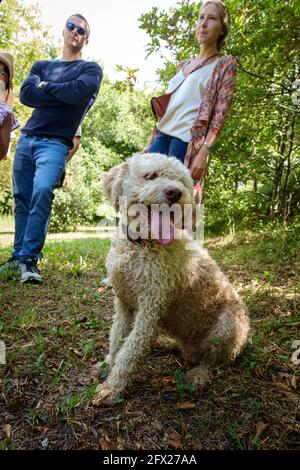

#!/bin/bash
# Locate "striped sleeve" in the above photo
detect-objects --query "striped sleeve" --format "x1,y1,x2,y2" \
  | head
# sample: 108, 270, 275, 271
208, 56, 237, 135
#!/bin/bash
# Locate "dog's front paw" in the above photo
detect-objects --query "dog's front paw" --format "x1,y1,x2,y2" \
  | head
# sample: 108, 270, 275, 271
92, 383, 119, 406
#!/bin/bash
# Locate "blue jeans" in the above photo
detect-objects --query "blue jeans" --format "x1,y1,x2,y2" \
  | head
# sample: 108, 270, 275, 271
147, 131, 188, 163
12, 134, 69, 261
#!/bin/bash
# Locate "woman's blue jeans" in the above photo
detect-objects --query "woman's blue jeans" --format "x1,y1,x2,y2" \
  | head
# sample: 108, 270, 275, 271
12, 134, 69, 261
147, 131, 188, 163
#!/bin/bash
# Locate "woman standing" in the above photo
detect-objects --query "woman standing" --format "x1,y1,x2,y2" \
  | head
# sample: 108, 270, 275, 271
0, 52, 19, 160
146, 0, 237, 197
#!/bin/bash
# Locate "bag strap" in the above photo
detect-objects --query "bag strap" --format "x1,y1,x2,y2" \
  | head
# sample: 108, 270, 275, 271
169, 52, 221, 97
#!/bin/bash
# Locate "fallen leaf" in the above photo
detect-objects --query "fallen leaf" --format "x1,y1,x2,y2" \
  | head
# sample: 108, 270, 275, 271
290, 376, 297, 390
191, 438, 202, 450
100, 435, 118, 450
169, 431, 183, 449
34, 426, 50, 435
3, 424, 12, 439
78, 376, 94, 386
69, 420, 84, 429
116, 436, 125, 450
21, 342, 34, 349
150, 376, 175, 389
237, 427, 248, 439
176, 402, 196, 410
69, 347, 84, 358
135, 442, 144, 450
255, 422, 268, 438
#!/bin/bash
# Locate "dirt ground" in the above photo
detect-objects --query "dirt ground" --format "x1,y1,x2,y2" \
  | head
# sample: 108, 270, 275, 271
0, 231, 299, 450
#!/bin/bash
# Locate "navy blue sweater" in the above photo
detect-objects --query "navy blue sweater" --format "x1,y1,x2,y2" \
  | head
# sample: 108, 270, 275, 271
20, 59, 103, 148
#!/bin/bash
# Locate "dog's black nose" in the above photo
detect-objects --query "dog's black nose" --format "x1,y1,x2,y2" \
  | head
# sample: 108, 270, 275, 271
164, 187, 182, 203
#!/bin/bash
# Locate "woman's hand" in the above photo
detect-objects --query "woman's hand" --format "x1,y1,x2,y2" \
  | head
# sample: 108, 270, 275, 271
0, 115, 12, 161
189, 144, 209, 181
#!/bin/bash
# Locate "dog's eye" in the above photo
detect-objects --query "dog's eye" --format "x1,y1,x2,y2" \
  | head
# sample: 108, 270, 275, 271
144, 172, 159, 180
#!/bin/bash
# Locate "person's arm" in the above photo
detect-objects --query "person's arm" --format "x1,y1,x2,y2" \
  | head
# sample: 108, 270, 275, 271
42, 63, 103, 106
208, 57, 237, 136
20, 62, 60, 108
55, 134, 81, 189
189, 129, 218, 181
0, 115, 12, 160
67, 135, 80, 161
190, 58, 237, 181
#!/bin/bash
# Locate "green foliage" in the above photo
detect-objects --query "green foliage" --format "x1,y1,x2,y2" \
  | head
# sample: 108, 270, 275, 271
175, 368, 185, 391
0, 0, 58, 215
0, 0, 153, 228
139, 0, 300, 232
1, 0, 299, 234
58, 395, 81, 420
50, 185, 90, 233
49, 76, 154, 230
49, 142, 120, 231
0, 187, 12, 215
81, 78, 153, 158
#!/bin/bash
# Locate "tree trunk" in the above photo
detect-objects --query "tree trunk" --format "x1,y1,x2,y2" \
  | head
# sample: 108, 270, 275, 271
282, 115, 296, 221
270, 116, 291, 219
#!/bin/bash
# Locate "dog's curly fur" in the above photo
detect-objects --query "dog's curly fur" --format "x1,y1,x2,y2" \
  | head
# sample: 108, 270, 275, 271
92, 153, 250, 405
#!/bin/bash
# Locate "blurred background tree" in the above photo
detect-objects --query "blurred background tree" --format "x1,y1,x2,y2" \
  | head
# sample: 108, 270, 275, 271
1, 0, 299, 234
139, 0, 300, 233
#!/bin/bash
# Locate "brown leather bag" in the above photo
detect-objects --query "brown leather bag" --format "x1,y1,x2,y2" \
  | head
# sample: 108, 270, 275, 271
150, 53, 220, 120
151, 92, 175, 120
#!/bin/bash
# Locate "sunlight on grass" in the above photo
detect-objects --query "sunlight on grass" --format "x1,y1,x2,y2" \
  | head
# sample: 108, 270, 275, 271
0, 227, 299, 450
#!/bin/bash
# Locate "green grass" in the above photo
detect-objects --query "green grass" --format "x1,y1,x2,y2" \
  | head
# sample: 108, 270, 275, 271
0, 214, 14, 229
0, 227, 299, 450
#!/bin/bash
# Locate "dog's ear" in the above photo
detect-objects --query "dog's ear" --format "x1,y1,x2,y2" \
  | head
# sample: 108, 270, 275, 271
102, 162, 129, 211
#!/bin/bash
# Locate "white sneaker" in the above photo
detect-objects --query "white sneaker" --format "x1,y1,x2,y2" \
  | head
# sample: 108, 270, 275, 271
19, 259, 42, 284
100, 277, 112, 287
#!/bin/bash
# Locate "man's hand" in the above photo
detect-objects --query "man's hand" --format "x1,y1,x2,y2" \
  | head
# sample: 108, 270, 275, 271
67, 135, 80, 161
189, 144, 209, 181
0, 116, 12, 161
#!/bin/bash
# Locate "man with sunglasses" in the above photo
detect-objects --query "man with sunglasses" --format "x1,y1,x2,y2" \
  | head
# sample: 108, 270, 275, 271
0, 14, 102, 283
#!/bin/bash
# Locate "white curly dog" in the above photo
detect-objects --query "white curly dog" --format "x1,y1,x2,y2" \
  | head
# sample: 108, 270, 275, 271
92, 153, 250, 405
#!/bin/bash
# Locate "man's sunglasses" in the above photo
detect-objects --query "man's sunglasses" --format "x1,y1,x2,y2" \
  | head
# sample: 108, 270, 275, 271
66, 22, 86, 37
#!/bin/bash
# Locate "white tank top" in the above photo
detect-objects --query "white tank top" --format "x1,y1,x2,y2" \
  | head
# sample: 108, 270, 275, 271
157, 58, 219, 143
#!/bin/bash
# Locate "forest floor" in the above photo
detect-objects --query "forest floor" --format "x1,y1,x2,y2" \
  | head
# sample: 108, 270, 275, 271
0, 225, 299, 450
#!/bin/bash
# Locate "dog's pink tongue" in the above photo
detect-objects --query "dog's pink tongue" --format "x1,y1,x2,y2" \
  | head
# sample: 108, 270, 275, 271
151, 210, 175, 245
